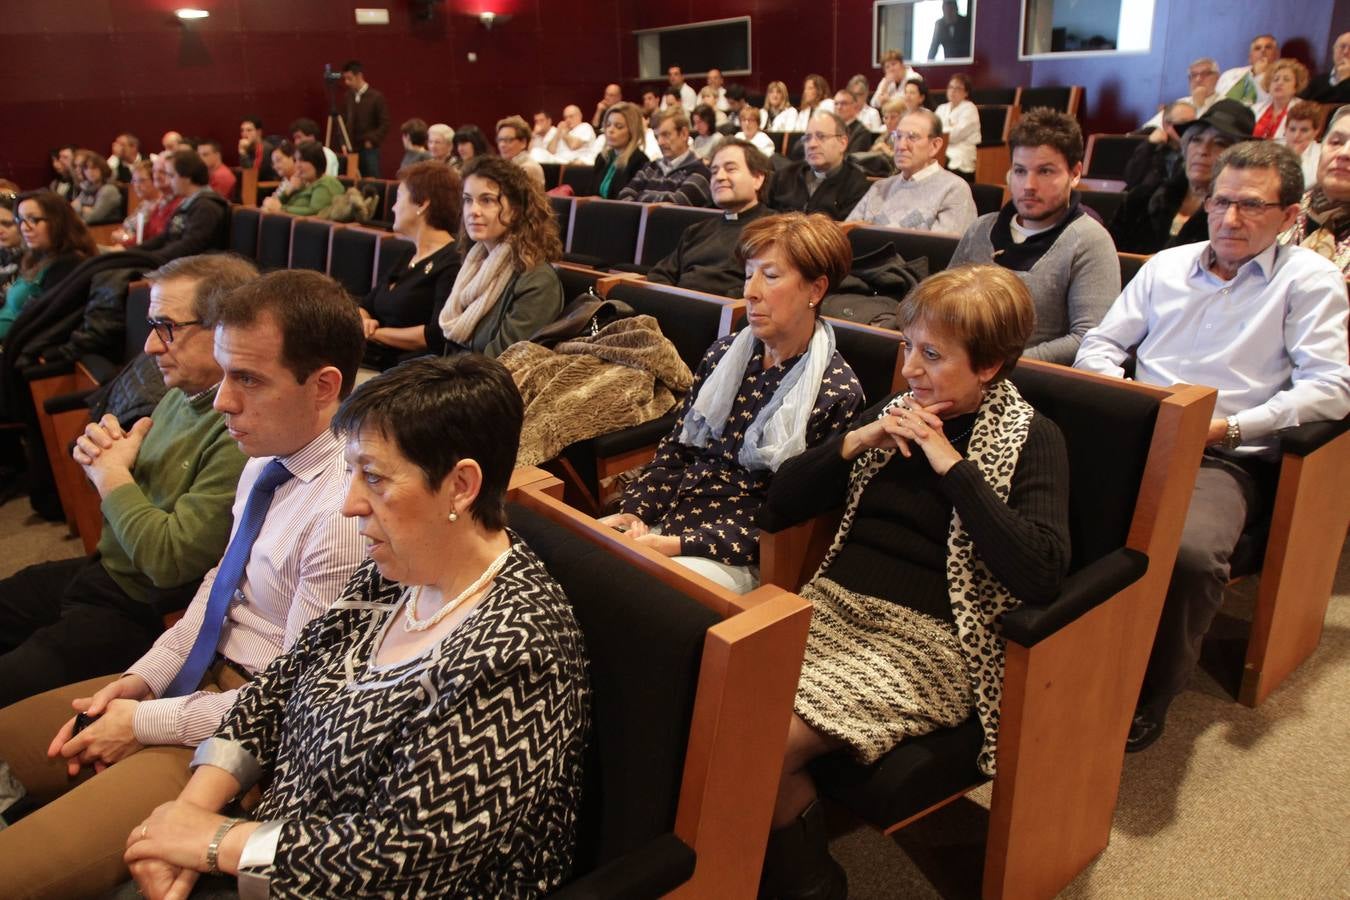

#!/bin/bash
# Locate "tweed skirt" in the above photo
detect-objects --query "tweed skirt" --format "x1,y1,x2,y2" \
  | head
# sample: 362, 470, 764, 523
794, 577, 973, 764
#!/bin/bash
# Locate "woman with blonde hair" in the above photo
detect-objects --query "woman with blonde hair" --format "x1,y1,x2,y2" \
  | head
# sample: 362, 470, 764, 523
429, 155, 563, 358
591, 101, 649, 199
1254, 58, 1310, 140
762, 264, 1071, 897
764, 80, 795, 127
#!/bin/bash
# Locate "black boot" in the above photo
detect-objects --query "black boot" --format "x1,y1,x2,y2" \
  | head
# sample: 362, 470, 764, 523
759, 800, 848, 900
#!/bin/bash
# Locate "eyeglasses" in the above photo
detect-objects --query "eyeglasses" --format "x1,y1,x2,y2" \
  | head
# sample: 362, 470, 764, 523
1188, 70, 1218, 80
803, 131, 845, 144
1204, 196, 1285, 217
892, 130, 931, 144
147, 317, 203, 344
17, 214, 48, 228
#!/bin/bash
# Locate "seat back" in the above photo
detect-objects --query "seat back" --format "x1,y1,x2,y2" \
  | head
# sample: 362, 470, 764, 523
566, 199, 645, 267
553, 263, 603, 303
845, 225, 959, 274
977, 105, 1013, 146
228, 167, 244, 203
1078, 189, 1126, 224
639, 205, 723, 267
971, 182, 1005, 216
374, 233, 416, 283
124, 281, 153, 360
257, 213, 294, 271
826, 317, 902, 405
506, 501, 720, 872
357, 179, 391, 223
1084, 134, 1148, 180
1018, 86, 1077, 114
329, 226, 382, 296
550, 195, 574, 248
1118, 252, 1149, 288
229, 205, 261, 258
604, 281, 744, 371
971, 87, 1018, 105
1009, 362, 1159, 570
561, 165, 597, 197
540, 162, 562, 189
763, 131, 789, 155
289, 218, 332, 272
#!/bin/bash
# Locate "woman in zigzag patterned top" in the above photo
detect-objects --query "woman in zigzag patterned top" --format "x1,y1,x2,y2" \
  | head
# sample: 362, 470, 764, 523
121, 355, 591, 899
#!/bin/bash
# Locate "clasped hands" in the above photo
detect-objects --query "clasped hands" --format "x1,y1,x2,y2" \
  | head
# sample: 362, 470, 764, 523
598, 513, 682, 557
844, 394, 963, 475
73, 413, 152, 495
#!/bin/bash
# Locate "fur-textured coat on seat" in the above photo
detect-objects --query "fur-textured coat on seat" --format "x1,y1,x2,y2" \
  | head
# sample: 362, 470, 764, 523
500, 315, 693, 466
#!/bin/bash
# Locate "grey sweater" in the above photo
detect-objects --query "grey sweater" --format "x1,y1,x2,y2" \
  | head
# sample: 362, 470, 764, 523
950, 212, 1120, 364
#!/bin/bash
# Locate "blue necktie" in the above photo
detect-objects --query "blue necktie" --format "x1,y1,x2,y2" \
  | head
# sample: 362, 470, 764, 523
163, 459, 294, 697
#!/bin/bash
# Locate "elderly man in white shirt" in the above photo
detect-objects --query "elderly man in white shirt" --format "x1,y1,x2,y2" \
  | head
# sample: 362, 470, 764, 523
847, 108, 976, 233
1140, 57, 1222, 132
1216, 34, 1280, 107
547, 104, 599, 164
1074, 140, 1350, 754
0, 270, 369, 895
870, 49, 924, 109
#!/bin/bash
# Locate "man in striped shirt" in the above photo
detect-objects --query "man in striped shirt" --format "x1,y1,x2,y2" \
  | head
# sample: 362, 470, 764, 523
0, 271, 368, 896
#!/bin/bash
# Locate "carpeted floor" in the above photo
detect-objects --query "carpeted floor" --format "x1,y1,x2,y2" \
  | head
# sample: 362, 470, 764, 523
830, 539, 1350, 899
3, 499, 1346, 898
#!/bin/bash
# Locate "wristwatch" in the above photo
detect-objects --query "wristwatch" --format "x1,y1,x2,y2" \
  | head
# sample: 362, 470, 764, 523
206, 817, 245, 875
1222, 415, 1242, 450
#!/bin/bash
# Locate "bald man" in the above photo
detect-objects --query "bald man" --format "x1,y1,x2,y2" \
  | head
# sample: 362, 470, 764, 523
592, 83, 624, 128
547, 104, 598, 164
160, 131, 184, 156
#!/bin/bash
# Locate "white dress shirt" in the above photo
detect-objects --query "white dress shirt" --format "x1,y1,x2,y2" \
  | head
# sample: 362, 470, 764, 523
128, 428, 366, 745
1075, 241, 1350, 458
737, 130, 778, 157
870, 67, 924, 109
935, 99, 981, 173
554, 122, 597, 164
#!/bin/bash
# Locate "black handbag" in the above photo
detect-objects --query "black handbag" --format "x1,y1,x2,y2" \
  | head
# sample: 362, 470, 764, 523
527, 290, 636, 349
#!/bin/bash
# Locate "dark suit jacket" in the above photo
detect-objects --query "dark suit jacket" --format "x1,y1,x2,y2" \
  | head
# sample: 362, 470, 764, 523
1300, 73, 1350, 103
844, 120, 874, 156
768, 160, 871, 221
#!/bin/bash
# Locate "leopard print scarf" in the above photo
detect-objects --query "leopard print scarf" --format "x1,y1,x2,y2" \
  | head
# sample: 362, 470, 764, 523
812, 378, 1034, 776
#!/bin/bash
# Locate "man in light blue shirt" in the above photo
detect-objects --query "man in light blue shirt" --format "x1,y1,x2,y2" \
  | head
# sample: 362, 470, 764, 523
1075, 141, 1350, 751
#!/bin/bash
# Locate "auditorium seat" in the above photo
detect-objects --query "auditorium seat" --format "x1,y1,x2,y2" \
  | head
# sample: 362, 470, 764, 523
763, 131, 790, 155
1118, 252, 1149, 287
374, 232, 416, 283
971, 182, 1005, 216
289, 218, 332, 273
550, 195, 574, 248
256, 212, 294, 271
1017, 85, 1082, 117
564, 199, 646, 269
508, 481, 810, 899
329, 226, 382, 296
1079, 189, 1127, 224
561, 165, 597, 197
1085, 134, 1149, 182
971, 87, 1019, 105
637, 205, 723, 269
229, 205, 261, 258
824, 317, 904, 405
540, 162, 562, 189
975, 105, 1018, 184
759, 361, 1217, 899
843, 223, 959, 275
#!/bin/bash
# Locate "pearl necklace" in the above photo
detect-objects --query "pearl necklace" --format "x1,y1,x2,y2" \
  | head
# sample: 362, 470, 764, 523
401, 545, 513, 633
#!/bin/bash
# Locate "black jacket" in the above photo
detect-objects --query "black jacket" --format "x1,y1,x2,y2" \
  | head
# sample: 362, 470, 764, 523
138, 189, 230, 266
844, 120, 874, 157
592, 149, 650, 199
768, 160, 871, 221
1109, 172, 1209, 255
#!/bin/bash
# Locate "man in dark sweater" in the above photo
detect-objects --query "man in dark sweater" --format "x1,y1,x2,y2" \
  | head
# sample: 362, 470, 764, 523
1301, 32, 1350, 102
342, 60, 390, 177
833, 90, 877, 156
769, 111, 871, 221
138, 149, 230, 266
617, 107, 712, 207
648, 139, 774, 296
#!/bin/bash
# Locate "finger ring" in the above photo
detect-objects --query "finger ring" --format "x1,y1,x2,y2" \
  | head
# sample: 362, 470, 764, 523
140, 824, 148, 839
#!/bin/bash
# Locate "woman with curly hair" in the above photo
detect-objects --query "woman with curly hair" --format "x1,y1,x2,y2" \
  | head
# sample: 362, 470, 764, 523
427, 155, 563, 358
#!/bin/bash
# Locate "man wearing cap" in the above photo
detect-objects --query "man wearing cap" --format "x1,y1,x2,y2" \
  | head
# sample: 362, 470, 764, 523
1111, 99, 1255, 254
1078, 140, 1350, 752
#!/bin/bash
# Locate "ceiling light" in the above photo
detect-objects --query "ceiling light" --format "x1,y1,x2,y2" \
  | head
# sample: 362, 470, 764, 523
175, 8, 210, 20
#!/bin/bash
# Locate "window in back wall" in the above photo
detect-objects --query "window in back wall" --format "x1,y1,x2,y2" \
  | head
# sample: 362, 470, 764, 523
636, 17, 752, 80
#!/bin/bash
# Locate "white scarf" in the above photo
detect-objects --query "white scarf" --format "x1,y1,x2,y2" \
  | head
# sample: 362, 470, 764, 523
438, 241, 516, 347
678, 320, 836, 472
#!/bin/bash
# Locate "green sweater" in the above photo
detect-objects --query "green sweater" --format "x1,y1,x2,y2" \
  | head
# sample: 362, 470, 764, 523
282, 175, 345, 217
98, 387, 247, 604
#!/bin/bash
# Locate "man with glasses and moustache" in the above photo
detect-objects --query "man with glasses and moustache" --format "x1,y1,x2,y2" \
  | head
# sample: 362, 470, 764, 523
847, 108, 976, 232
1076, 141, 1350, 752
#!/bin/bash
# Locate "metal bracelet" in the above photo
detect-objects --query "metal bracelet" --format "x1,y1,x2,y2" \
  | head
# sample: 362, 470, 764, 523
206, 817, 245, 876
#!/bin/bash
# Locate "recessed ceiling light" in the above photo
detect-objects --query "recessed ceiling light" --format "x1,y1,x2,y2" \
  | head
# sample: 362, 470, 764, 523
175, 8, 210, 20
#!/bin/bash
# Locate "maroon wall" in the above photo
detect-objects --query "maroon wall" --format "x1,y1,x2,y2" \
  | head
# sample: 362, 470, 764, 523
1, 0, 635, 189
3, 0, 1344, 189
